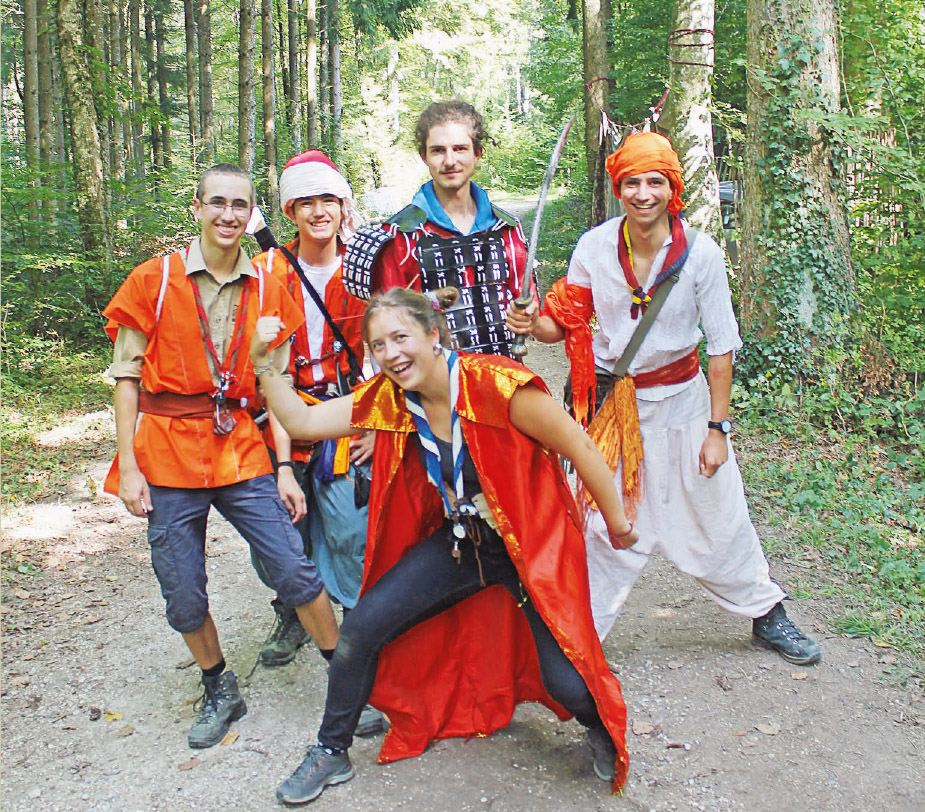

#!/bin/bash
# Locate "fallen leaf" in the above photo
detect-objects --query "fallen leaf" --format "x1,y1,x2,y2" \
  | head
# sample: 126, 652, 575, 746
755, 722, 780, 736
873, 639, 893, 649
11, 676, 30, 687
105, 575, 118, 582
666, 742, 690, 750
175, 657, 197, 670
62, 725, 77, 730
177, 757, 200, 771
731, 731, 748, 737
741, 740, 758, 748
716, 675, 734, 692
879, 655, 897, 665
791, 673, 808, 681
221, 730, 240, 745
116, 725, 134, 737
847, 662, 860, 668
105, 711, 123, 722
14, 590, 29, 600
667, 661, 683, 670
80, 615, 102, 625
632, 720, 656, 735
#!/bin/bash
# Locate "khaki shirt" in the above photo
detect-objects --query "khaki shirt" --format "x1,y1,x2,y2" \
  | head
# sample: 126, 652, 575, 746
110, 237, 291, 384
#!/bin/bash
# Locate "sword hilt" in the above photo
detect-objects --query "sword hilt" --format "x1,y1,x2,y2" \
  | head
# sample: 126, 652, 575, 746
510, 293, 534, 358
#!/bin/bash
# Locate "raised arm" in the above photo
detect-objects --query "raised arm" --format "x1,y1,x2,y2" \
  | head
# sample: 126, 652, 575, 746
509, 384, 638, 548
251, 316, 355, 442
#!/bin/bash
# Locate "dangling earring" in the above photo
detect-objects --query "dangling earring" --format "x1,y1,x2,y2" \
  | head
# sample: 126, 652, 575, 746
433, 342, 443, 356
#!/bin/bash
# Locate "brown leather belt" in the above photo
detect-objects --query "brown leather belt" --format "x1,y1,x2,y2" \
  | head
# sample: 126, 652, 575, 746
138, 390, 244, 418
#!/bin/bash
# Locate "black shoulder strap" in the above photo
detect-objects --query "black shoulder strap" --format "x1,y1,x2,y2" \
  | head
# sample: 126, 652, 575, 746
612, 225, 700, 379
277, 244, 364, 387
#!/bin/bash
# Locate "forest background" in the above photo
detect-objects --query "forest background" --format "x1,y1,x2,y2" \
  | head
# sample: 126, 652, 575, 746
1, 0, 923, 675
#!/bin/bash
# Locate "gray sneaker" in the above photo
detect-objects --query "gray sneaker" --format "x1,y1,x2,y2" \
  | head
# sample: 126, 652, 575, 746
753, 602, 822, 665
261, 599, 310, 667
355, 704, 387, 738
586, 725, 616, 782
276, 745, 354, 805
188, 670, 247, 748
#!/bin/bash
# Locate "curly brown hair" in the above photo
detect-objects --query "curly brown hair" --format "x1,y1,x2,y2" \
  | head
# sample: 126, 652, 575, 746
414, 100, 487, 157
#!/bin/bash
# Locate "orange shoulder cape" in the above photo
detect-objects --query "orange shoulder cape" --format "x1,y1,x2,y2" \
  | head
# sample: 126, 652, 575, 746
351, 354, 629, 791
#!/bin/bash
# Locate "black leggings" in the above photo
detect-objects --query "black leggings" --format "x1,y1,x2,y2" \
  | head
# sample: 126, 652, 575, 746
318, 520, 603, 750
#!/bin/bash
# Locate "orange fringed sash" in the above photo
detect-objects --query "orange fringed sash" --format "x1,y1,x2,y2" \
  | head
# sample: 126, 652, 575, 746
542, 278, 596, 426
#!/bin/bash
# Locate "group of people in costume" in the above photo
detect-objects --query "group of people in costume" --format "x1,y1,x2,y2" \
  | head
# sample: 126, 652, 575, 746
104, 99, 821, 805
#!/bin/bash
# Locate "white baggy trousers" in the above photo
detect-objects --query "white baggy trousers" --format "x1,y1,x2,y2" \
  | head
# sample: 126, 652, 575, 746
585, 373, 785, 640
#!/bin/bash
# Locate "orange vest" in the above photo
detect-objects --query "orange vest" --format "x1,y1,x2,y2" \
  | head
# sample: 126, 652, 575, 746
102, 249, 304, 491
351, 354, 630, 791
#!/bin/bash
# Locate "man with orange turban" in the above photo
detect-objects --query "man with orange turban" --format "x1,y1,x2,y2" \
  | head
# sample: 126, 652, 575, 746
507, 132, 821, 666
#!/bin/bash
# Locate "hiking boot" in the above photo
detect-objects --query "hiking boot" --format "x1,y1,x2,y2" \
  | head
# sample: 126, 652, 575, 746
188, 670, 247, 749
586, 725, 616, 782
355, 704, 387, 738
753, 602, 822, 665
276, 744, 354, 805
260, 599, 310, 667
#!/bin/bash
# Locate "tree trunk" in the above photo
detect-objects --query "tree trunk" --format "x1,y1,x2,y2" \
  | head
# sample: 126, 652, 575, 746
327, 0, 341, 158
196, 0, 215, 164
118, 0, 133, 174
288, 0, 301, 152
37, 0, 56, 209
108, 0, 125, 182
22, 0, 41, 175
659, 0, 724, 244
741, 0, 854, 370
144, 3, 162, 168
277, 0, 290, 127
154, 0, 170, 166
238, 0, 257, 172
582, 0, 610, 227
261, 0, 281, 222
182, 0, 199, 162
305, 0, 317, 147
318, 0, 327, 144
56, 0, 111, 260
129, 0, 146, 177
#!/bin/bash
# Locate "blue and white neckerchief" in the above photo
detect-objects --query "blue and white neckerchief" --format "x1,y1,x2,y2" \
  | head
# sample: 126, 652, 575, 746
405, 349, 478, 560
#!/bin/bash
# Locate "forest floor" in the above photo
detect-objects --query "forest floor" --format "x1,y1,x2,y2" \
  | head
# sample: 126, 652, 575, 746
2, 200, 923, 811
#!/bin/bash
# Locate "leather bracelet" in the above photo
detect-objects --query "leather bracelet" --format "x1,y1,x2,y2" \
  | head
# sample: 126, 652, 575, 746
609, 522, 634, 539
253, 360, 275, 376
277, 461, 295, 469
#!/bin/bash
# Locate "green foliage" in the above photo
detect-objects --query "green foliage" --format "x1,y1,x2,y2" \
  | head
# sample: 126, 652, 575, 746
349, 0, 423, 39
734, 382, 925, 660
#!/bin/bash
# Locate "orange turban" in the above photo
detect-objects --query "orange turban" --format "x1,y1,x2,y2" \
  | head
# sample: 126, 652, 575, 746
605, 132, 685, 215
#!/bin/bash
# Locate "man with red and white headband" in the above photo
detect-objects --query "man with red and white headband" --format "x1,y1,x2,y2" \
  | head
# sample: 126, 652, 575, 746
507, 132, 821, 666
249, 151, 386, 735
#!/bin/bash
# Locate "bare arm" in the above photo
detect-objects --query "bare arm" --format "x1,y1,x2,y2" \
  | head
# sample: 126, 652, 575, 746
509, 384, 637, 547
699, 352, 732, 478
114, 378, 151, 517
268, 410, 307, 522
252, 316, 355, 442
505, 299, 566, 344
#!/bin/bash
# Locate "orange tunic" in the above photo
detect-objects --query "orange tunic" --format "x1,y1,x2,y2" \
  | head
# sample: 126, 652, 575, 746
102, 248, 304, 491
252, 239, 367, 462
351, 353, 629, 791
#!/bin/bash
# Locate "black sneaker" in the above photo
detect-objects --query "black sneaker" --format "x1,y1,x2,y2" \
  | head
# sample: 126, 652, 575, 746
355, 704, 388, 738
753, 602, 822, 665
261, 599, 310, 667
188, 670, 247, 748
276, 745, 354, 805
586, 725, 616, 782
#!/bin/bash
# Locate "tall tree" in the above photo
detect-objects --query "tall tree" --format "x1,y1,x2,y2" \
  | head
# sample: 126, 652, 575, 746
183, 0, 200, 161
129, 0, 146, 177
238, 0, 257, 172
327, 0, 341, 158
318, 0, 328, 143
109, 0, 126, 182
144, 2, 162, 168
741, 0, 854, 373
84, 0, 112, 188
288, 0, 301, 152
36, 0, 57, 194
659, 0, 724, 242
56, 0, 111, 259
582, 0, 610, 227
261, 0, 281, 221
306, 0, 318, 147
22, 0, 41, 174
153, 0, 170, 166
196, 0, 214, 164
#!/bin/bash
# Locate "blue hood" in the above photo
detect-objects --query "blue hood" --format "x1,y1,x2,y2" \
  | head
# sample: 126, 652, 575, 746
410, 181, 498, 235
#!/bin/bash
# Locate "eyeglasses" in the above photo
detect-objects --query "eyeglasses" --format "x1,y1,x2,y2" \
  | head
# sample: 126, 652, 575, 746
201, 197, 252, 218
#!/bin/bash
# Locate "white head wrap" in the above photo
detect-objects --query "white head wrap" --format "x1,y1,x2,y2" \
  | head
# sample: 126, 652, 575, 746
279, 150, 364, 241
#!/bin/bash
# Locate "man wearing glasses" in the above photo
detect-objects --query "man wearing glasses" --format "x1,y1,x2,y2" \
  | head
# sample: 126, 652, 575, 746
102, 163, 341, 750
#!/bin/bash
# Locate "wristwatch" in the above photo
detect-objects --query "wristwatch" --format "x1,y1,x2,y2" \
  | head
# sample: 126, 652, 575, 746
708, 419, 732, 434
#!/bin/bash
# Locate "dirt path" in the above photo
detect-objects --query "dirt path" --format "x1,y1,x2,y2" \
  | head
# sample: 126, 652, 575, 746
3, 345, 923, 812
